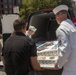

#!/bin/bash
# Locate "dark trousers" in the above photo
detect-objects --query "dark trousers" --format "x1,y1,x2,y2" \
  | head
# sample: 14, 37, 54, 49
5, 66, 29, 75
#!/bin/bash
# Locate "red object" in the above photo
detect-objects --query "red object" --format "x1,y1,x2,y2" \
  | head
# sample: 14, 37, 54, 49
43, 8, 52, 12
72, 18, 76, 26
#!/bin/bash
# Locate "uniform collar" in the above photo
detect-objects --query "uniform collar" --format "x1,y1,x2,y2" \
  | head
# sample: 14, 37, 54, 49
61, 19, 75, 26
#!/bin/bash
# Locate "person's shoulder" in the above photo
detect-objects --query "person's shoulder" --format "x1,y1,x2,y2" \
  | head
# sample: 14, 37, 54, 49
26, 36, 35, 42
25, 37, 36, 45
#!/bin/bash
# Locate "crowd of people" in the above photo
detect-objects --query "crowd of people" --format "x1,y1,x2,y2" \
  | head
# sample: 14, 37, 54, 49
0, 4, 76, 75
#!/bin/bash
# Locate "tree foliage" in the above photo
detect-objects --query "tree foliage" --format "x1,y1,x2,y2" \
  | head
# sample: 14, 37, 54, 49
19, 0, 72, 20
60, 0, 72, 7
19, 0, 61, 20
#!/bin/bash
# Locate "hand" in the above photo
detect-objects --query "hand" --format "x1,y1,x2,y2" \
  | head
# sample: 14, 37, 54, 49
40, 67, 45, 71
54, 64, 60, 70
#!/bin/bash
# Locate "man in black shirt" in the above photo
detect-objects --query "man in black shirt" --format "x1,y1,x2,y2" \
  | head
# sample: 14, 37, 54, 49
2, 19, 44, 75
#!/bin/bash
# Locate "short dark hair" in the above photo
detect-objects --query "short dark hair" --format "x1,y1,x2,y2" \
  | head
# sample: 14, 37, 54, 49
57, 10, 68, 15
13, 19, 26, 31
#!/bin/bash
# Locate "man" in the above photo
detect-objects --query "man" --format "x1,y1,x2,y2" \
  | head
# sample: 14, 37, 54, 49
2, 19, 44, 75
52, 5, 76, 75
26, 25, 37, 38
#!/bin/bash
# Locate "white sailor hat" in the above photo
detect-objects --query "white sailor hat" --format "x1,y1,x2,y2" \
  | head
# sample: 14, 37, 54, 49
53, 5, 68, 15
29, 25, 37, 32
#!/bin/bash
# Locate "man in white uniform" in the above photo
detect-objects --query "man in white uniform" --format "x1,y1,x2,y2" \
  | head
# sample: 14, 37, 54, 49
26, 25, 37, 38
52, 5, 76, 75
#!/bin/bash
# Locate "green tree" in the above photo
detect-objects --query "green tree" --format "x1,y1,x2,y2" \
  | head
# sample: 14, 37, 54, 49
60, 0, 72, 7
19, 0, 60, 20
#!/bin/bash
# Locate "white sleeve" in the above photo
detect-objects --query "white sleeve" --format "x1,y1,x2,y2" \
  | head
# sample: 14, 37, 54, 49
56, 29, 72, 69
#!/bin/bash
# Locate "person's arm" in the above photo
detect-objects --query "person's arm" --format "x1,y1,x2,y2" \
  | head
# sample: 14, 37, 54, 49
44, 28, 72, 70
55, 28, 72, 69
31, 56, 44, 71
1, 46, 5, 66
29, 40, 45, 71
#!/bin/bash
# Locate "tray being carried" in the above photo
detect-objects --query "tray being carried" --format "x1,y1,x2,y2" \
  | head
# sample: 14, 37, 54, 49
37, 41, 59, 68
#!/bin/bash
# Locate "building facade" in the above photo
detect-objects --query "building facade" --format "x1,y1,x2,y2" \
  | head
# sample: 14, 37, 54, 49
0, 0, 21, 34
0, 0, 21, 14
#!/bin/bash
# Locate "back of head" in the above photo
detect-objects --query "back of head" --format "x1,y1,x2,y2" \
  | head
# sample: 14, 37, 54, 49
13, 19, 26, 31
